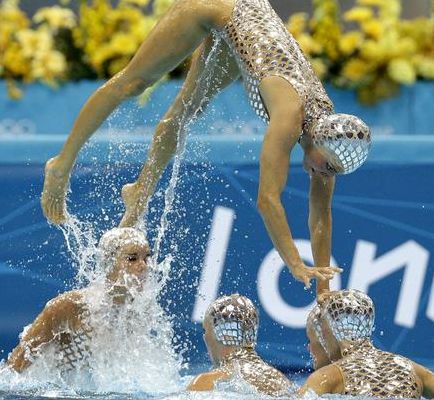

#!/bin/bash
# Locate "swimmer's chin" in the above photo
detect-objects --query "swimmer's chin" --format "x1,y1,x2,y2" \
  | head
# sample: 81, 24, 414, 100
108, 283, 143, 304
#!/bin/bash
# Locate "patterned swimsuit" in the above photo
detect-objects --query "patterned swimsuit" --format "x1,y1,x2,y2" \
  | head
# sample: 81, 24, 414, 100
335, 341, 422, 398
219, 348, 294, 396
217, 0, 334, 133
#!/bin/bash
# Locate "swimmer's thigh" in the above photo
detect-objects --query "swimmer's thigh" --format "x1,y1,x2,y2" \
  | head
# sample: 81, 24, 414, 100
124, 0, 235, 84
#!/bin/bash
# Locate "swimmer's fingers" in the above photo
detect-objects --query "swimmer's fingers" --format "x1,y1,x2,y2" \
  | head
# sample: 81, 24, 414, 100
310, 269, 331, 281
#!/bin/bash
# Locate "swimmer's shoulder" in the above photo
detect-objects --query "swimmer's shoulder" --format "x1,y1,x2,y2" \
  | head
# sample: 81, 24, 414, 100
43, 290, 85, 323
187, 368, 231, 391
299, 364, 344, 396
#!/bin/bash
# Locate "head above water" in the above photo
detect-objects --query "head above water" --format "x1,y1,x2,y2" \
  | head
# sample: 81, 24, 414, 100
306, 304, 330, 370
97, 227, 151, 282
302, 113, 371, 176
203, 294, 258, 362
321, 290, 375, 360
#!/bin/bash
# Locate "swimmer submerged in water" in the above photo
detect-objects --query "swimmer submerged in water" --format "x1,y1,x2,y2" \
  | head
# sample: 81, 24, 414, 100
41, 0, 370, 287
188, 294, 294, 396
301, 290, 434, 398
6, 228, 150, 373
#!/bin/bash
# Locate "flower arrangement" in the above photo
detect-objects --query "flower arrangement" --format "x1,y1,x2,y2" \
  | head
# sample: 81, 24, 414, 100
0, 0, 174, 99
1, 0, 433, 103
287, 0, 434, 104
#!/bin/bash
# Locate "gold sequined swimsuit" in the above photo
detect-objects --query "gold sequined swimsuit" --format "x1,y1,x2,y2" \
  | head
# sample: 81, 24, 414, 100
218, 0, 334, 133
335, 341, 422, 398
219, 348, 294, 397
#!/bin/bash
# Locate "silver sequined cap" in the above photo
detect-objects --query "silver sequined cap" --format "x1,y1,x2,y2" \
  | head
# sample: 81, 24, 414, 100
312, 114, 371, 174
322, 289, 375, 342
205, 294, 258, 347
97, 228, 149, 273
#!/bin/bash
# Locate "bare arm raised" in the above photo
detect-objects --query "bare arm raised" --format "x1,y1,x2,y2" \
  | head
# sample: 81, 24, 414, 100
257, 76, 339, 287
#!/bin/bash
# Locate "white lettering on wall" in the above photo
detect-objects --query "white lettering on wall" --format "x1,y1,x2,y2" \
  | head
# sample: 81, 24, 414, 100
192, 206, 235, 322
348, 240, 429, 328
257, 240, 340, 328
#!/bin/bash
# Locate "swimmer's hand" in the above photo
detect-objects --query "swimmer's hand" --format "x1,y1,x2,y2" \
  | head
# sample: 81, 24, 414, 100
290, 263, 342, 289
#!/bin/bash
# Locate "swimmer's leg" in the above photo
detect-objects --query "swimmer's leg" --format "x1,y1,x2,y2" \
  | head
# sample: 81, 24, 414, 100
41, 0, 234, 224
120, 34, 240, 227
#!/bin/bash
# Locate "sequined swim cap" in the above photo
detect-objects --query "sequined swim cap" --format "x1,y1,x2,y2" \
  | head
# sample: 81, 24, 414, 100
205, 294, 258, 347
97, 227, 149, 272
322, 289, 375, 342
311, 114, 371, 174
306, 303, 326, 349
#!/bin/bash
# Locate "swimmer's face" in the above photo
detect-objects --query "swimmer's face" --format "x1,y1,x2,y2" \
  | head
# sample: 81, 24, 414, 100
307, 326, 330, 370
321, 317, 342, 362
303, 145, 341, 177
107, 242, 151, 287
203, 317, 221, 366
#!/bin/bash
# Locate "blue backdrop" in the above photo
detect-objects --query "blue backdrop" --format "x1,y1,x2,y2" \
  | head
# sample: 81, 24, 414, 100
0, 81, 433, 372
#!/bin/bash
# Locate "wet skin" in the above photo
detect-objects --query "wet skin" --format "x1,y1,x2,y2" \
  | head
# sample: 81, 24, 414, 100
6, 242, 151, 372
41, 0, 340, 288
306, 326, 330, 370
299, 312, 434, 397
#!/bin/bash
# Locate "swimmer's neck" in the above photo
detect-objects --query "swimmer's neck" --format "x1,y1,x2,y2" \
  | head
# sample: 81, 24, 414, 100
217, 346, 255, 365
339, 339, 373, 356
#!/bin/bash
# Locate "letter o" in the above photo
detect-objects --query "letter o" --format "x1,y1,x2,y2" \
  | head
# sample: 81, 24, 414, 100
257, 240, 340, 328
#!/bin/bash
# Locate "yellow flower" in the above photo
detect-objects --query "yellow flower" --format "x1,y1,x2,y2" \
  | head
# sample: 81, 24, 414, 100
16, 29, 52, 58
357, 0, 385, 6
342, 58, 372, 83
120, 0, 151, 7
361, 20, 383, 39
33, 6, 76, 30
391, 37, 417, 58
339, 31, 363, 55
297, 33, 322, 56
360, 40, 386, 62
344, 7, 374, 23
3, 42, 31, 77
379, 0, 401, 21
310, 58, 328, 79
153, 0, 174, 18
287, 12, 308, 37
414, 56, 434, 80
387, 58, 416, 85
108, 57, 131, 76
110, 32, 138, 55
32, 50, 66, 81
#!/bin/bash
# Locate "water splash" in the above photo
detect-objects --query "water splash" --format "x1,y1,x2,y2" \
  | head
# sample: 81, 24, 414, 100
0, 32, 229, 397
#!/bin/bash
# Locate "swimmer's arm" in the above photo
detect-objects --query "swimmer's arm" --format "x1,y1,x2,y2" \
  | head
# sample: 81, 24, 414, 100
7, 292, 80, 372
309, 173, 336, 296
257, 77, 321, 286
412, 362, 434, 398
298, 364, 343, 396
187, 369, 230, 391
